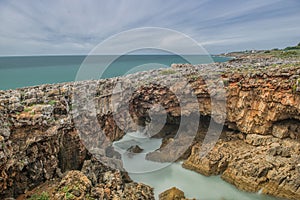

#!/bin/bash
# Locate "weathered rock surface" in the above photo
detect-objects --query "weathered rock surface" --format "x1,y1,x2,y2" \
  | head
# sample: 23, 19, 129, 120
0, 57, 300, 199
22, 158, 154, 200
183, 133, 300, 200
159, 187, 195, 200
127, 145, 143, 154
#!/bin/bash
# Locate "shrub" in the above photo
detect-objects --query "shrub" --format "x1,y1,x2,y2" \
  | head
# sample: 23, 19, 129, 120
284, 46, 300, 51
280, 51, 298, 58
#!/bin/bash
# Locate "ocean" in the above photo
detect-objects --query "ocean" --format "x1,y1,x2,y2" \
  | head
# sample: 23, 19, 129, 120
0, 55, 230, 90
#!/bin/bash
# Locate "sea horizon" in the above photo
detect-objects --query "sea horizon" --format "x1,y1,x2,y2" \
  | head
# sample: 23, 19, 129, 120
0, 54, 231, 90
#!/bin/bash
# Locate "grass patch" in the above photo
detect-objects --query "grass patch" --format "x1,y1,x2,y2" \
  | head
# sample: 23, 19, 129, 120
277, 62, 299, 68
264, 49, 300, 59
48, 100, 57, 106
28, 192, 50, 200
24, 107, 32, 112
188, 74, 199, 81
60, 186, 75, 200
60, 186, 69, 193
65, 192, 75, 200
292, 78, 300, 93
280, 50, 299, 58
3, 122, 12, 127
85, 194, 95, 200
160, 69, 177, 75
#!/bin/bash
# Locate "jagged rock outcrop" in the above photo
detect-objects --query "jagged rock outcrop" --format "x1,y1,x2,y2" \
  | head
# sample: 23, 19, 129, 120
0, 57, 300, 199
22, 158, 154, 200
183, 133, 300, 200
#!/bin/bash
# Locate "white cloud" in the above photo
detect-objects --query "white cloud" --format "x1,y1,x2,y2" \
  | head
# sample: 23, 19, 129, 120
0, 0, 299, 55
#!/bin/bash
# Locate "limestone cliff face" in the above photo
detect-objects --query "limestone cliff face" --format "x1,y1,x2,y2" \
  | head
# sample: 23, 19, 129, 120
0, 81, 151, 198
226, 67, 300, 136
0, 58, 300, 199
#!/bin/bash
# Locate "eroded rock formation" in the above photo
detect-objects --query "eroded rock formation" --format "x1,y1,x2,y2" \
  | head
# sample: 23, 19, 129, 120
0, 57, 300, 199
20, 158, 154, 199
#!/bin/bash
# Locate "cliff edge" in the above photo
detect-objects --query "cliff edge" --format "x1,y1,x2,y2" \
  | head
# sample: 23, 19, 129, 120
1, 53, 300, 199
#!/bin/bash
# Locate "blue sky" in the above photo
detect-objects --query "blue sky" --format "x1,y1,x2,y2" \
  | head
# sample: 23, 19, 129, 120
0, 0, 299, 55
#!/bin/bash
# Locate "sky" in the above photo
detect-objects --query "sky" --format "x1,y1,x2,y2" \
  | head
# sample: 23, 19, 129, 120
0, 0, 299, 55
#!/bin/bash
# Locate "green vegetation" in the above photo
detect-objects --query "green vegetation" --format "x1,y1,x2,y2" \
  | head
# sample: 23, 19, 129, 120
292, 84, 297, 93
3, 122, 12, 127
223, 79, 229, 87
68, 104, 72, 111
65, 192, 75, 200
24, 107, 32, 112
60, 186, 75, 200
22, 107, 36, 115
292, 78, 300, 93
264, 49, 300, 58
160, 69, 177, 75
237, 82, 242, 88
61, 186, 69, 193
48, 100, 57, 106
281, 50, 299, 57
284, 44, 300, 51
187, 74, 199, 81
85, 194, 95, 200
262, 43, 300, 58
268, 62, 300, 69
28, 192, 50, 200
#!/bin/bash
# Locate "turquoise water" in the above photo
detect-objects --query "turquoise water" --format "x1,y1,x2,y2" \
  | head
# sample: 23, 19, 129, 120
113, 132, 283, 200
0, 55, 230, 90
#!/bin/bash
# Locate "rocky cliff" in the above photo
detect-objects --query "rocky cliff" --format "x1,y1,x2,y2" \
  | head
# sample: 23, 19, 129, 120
1, 56, 300, 199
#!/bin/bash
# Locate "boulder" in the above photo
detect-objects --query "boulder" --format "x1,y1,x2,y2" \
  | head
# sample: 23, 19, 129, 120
159, 187, 185, 200
272, 124, 289, 139
127, 145, 143, 154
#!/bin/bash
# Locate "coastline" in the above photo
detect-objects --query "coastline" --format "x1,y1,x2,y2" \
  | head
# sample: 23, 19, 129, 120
0, 50, 300, 199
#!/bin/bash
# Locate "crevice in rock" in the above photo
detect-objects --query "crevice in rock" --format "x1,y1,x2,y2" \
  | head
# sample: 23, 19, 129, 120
58, 128, 88, 173
271, 118, 300, 140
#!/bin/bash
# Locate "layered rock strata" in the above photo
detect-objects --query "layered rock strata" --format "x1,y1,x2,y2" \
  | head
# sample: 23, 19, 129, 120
0, 57, 300, 199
